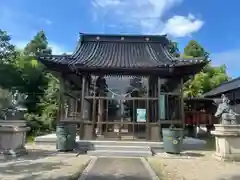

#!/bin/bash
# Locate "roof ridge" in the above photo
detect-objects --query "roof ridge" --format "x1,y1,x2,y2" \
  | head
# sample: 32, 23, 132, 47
203, 77, 240, 97
79, 33, 170, 44
79, 33, 168, 38
209, 77, 238, 90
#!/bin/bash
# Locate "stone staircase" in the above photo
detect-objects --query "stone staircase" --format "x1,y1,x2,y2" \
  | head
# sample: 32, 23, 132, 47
35, 133, 207, 157
76, 140, 163, 157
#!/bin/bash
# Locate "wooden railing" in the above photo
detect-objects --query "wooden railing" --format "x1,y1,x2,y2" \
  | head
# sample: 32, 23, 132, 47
185, 111, 217, 125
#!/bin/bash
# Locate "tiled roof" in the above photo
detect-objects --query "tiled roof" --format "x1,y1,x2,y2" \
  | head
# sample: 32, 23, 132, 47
39, 34, 205, 69
203, 77, 240, 97
69, 41, 204, 68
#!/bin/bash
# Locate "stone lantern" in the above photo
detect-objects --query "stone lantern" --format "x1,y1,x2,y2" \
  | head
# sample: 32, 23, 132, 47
0, 90, 30, 158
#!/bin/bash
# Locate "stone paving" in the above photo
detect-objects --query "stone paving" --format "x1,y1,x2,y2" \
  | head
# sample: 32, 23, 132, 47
0, 144, 90, 180
6, 143, 240, 180
148, 151, 240, 180
79, 157, 157, 180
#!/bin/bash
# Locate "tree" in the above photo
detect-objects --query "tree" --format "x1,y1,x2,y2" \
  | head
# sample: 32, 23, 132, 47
24, 30, 52, 56
0, 29, 59, 135
183, 40, 209, 58
16, 31, 51, 113
37, 73, 59, 131
168, 40, 180, 57
21, 31, 59, 133
0, 30, 17, 63
183, 40, 229, 97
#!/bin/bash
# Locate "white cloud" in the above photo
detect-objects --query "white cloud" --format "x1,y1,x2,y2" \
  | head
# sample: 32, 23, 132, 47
40, 18, 52, 25
162, 14, 204, 37
211, 49, 240, 78
49, 43, 68, 54
14, 41, 70, 55
92, 0, 121, 7
91, 0, 204, 37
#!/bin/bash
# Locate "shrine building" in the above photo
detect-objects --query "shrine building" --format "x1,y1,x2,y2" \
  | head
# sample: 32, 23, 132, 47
38, 33, 207, 141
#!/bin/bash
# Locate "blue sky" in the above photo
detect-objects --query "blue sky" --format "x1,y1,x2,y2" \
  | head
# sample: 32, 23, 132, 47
0, 0, 239, 77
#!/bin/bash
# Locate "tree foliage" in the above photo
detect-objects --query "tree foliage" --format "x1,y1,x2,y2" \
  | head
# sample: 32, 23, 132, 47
182, 40, 229, 97
0, 30, 17, 63
168, 41, 180, 57
0, 29, 59, 136
24, 30, 52, 56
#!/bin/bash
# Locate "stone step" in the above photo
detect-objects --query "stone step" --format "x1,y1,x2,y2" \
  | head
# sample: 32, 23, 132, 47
86, 145, 151, 151
87, 150, 153, 157
76, 140, 163, 149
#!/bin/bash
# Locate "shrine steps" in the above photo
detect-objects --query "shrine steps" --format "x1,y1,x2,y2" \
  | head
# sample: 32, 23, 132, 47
76, 140, 162, 157
35, 133, 207, 157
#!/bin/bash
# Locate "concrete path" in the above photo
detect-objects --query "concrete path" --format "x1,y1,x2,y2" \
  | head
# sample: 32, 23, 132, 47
0, 144, 90, 180
79, 157, 158, 180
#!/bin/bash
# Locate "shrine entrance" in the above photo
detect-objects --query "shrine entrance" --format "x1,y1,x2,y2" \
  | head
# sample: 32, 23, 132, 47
92, 76, 148, 140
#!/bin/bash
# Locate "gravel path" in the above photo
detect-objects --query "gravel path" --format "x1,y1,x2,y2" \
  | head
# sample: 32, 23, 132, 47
0, 144, 90, 180
148, 151, 240, 180
81, 157, 155, 180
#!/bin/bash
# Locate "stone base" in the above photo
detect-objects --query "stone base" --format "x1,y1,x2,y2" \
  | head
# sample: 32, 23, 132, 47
212, 124, 240, 162
0, 120, 27, 127
0, 124, 29, 158
0, 147, 28, 158
213, 152, 240, 162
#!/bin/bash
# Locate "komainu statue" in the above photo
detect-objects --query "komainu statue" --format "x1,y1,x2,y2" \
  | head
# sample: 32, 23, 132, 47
215, 94, 239, 125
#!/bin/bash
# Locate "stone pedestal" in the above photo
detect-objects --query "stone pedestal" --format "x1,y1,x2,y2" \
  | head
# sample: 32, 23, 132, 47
0, 120, 30, 158
212, 124, 240, 161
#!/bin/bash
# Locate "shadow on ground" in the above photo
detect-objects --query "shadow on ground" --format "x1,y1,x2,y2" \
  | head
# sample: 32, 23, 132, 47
218, 175, 240, 180
0, 149, 57, 163
182, 152, 205, 157
0, 149, 86, 180
198, 135, 216, 151
0, 160, 78, 180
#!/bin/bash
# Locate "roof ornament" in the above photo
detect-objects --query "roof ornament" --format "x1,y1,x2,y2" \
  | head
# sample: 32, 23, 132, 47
121, 37, 124, 40
145, 37, 150, 41
96, 36, 100, 40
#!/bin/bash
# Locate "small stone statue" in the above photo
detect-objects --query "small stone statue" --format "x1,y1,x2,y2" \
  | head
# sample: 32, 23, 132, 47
215, 94, 239, 124
0, 90, 27, 120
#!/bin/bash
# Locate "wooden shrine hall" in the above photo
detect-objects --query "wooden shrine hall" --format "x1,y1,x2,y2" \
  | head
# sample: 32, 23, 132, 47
38, 34, 207, 141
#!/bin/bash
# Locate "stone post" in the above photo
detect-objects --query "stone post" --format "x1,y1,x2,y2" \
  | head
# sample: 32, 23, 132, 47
212, 124, 240, 161
212, 94, 240, 161
0, 120, 30, 158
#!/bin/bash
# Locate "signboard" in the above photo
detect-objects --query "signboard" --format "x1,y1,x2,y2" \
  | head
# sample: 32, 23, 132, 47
159, 94, 166, 119
136, 108, 146, 122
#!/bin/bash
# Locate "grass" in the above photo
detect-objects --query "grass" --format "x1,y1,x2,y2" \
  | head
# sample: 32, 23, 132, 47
147, 157, 186, 180
27, 135, 35, 143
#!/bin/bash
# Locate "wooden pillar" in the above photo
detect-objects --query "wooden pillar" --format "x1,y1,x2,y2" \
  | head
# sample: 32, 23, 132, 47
74, 91, 79, 120
97, 88, 104, 136
57, 75, 65, 122
80, 76, 86, 120
92, 80, 97, 138
146, 76, 150, 140
79, 76, 85, 139
180, 78, 185, 128
158, 77, 162, 139
83, 78, 90, 120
